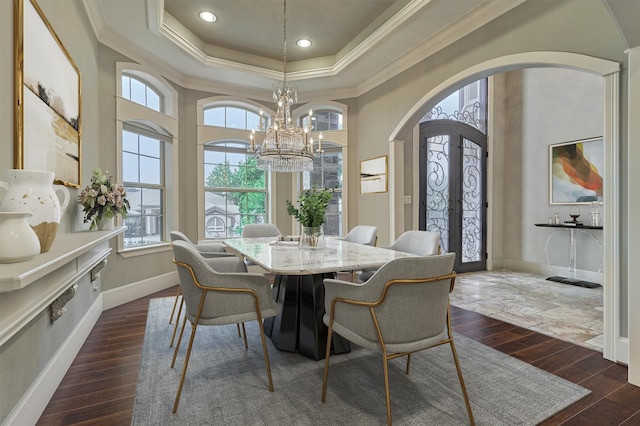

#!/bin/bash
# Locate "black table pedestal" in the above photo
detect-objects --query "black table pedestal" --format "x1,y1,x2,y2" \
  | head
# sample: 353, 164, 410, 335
263, 272, 351, 360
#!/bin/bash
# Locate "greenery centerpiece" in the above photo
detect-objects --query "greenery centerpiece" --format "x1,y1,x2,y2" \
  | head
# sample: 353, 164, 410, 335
78, 168, 130, 230
286, 185, 333, 249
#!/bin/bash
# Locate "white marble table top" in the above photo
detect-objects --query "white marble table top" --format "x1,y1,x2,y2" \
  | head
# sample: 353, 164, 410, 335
223, 237, 415, 275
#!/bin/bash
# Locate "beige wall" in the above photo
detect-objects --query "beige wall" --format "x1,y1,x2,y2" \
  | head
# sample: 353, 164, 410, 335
0, 0, 636, 418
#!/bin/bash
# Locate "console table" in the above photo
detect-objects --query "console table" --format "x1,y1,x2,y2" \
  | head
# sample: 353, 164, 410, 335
534, 223, 603, 288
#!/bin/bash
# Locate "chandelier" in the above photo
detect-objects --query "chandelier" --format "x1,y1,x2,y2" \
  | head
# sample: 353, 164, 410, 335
248, 0, 322, 172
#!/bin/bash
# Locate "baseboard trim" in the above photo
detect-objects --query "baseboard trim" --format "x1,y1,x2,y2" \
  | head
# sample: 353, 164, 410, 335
4, 294, 104, 426
500, 258, 603, 285
102, 271, 178, 310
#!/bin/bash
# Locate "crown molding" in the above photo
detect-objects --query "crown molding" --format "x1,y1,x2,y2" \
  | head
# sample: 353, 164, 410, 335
355, 0, 528, 96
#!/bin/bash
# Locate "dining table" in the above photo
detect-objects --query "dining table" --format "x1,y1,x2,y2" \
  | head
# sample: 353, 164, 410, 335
223, 236, 416, 360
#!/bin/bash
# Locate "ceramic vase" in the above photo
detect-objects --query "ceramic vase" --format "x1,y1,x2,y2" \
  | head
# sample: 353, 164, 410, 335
299, 226, 324, 250
98, 217, 115, 231
0, 212, 41, 263
0, 169, 70, 253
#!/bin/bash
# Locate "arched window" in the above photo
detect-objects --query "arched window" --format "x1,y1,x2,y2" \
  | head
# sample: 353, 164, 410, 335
203, 140, 267, 237
121, 74, 162, 112
117, 63, 178, 252
203, 105, 266, 130
301, 109, 343, 131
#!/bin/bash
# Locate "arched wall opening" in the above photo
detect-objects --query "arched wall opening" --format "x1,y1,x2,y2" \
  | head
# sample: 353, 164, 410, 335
387, 52, 621, 365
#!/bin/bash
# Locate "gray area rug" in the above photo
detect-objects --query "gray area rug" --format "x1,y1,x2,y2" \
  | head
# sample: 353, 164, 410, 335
132, 298, 590, 425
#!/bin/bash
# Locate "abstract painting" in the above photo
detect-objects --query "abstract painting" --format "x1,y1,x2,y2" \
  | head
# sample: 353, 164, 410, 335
549, 137, 603, 205
14, 0, 81, 187
360, 155, 387, 194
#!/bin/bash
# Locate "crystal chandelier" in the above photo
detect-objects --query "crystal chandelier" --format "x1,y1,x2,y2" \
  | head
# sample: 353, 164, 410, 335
248, 0, 322, 173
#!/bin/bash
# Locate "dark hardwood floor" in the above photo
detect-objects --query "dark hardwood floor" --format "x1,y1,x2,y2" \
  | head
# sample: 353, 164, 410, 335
36, 284, 640, 425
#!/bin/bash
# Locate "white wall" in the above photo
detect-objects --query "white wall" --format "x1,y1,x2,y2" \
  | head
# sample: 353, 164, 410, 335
503, 68, 604, 279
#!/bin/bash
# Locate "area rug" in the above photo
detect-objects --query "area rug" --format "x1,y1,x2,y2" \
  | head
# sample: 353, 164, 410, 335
131, 298, 590, 425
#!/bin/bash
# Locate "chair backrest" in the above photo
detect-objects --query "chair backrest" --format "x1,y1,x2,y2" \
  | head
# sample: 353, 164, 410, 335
388, 230, 440, 256
343, 225, 378, 246
171, 240, 272, 322
339, 253, 456, 346
170, 230, 194, 245
242, 223, 282, 238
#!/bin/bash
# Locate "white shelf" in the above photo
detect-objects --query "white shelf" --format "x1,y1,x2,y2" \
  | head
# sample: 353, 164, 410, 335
0, 227, 125, 293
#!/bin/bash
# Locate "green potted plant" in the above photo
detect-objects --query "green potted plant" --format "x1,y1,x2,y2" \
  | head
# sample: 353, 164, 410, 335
286, 185, 333, 249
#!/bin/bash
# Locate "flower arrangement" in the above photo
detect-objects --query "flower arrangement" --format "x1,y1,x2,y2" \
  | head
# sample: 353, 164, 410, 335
78, 168, 130, 230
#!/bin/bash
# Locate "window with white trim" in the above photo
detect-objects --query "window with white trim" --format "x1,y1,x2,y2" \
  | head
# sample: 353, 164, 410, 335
303, 142, 343, 236
301, 110, 343, 131
204, 140, 267, 237
204, 105, 265, 130
122, 124, 168, 248
122, 74, 162, 112
117, 64, 177, 253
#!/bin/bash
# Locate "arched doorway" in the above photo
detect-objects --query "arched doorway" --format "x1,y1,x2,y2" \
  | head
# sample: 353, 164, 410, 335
387, 52, 621, 365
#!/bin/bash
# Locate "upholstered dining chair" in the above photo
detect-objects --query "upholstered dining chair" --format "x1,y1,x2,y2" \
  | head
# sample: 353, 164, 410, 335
169, 231, 237, 343
340, 225, 378, 246
241, 223, 282, 268
321, 253, 474, 425
337, 225, 378, 280
358, 230, 440, 282
170, 240, 279, 413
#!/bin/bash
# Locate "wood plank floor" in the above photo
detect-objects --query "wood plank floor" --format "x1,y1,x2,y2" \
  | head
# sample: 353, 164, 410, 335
36, 285, 639, 425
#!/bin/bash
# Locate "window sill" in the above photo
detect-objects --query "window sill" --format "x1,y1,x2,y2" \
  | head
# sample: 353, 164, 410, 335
118, 242, 172, 258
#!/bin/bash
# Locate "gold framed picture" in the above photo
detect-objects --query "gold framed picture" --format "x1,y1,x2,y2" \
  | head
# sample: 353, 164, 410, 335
14, 0, 82, 187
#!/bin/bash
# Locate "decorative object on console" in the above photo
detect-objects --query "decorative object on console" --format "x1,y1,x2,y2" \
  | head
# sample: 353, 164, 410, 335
0, 169, 70, 253
247, 0, 322, 173
0, 212, 41, 263
286, 185, 333, 249
78, 168, 130, 230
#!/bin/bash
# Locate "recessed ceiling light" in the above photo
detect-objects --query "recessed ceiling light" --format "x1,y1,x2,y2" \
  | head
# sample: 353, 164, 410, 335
296, 39, 312, 48
199, 11, 217, 23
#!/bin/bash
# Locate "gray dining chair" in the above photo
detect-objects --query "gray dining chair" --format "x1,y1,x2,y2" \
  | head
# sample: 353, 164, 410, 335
358, 230, 440, 281
340, 225, 378, 246
241, 223, 282, 238
170, 240, 279, 413
338, 225, 377, 280
241, 224, 282, 268
169, 231, 237, 341
321, 252, 474, 425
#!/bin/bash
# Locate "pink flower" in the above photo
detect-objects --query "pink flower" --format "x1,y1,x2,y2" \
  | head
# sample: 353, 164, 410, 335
97, 195, 107, 206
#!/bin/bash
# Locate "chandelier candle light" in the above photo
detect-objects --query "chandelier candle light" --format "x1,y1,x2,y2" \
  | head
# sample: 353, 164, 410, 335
248, 0, 323, 172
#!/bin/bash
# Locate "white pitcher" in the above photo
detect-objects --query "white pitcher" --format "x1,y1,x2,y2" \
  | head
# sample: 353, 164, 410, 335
0, 169, 70, 253
0, 212, 41, 263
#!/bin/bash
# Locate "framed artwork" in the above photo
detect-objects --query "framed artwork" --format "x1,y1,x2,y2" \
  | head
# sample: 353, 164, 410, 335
360, 155, 387, 194
14, 0, 81, 187
549, 137, 603, 205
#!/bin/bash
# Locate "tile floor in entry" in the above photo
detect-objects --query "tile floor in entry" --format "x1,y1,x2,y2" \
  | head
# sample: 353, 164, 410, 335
450, 270, 603, 351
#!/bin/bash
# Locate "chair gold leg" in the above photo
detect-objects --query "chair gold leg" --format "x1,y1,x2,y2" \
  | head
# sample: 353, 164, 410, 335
170, 298, 184, 347
449, 340, 475, 426
321, 322, 335, 402
405, 353, 411, 375
169, 286, 182, 324
173, 320, 199, 413
382, 354, 393, 426
257, 320, 275, 392
241, 323, 248, 349
171, 315, 187, 369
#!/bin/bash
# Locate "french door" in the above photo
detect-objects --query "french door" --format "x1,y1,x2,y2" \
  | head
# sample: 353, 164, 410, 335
419, 120, 487, 273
